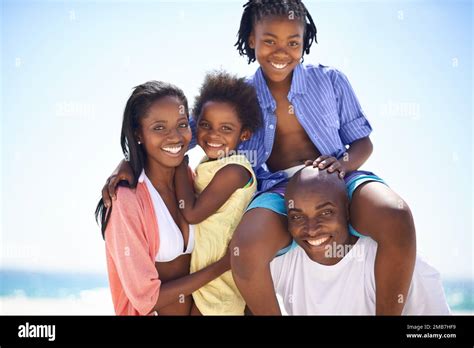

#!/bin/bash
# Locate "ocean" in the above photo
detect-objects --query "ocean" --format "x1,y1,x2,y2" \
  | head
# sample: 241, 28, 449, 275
0, 270, 472, 315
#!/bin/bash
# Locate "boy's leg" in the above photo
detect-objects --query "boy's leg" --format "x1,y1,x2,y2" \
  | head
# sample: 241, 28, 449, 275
350, 181, 416, 315
230, 208, 291, 315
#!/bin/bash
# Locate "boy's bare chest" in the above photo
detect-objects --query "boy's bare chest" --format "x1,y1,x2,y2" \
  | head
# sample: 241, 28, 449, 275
266, 97, 321, 171
273, 99, 307, 135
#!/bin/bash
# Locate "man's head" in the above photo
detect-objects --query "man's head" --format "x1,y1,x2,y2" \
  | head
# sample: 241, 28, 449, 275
285, 167, 355, 265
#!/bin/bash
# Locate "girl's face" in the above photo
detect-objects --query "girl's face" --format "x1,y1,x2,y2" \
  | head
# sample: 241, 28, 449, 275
249, 15, 305, 84
137, 96, 191, 169
197, 101, 250, 159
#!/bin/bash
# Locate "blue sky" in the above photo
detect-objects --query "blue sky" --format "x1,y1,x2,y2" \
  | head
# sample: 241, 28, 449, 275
1, 0, 472, 279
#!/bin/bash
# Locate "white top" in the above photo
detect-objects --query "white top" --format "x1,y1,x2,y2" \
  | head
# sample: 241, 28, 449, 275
139, 170, 195, 263
270, 237, 451, 315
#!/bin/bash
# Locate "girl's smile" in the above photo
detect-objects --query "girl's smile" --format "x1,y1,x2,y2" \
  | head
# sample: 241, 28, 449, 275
197, 101, 249, 159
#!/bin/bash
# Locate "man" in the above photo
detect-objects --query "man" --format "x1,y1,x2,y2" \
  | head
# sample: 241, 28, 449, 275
270, 167, 450, 315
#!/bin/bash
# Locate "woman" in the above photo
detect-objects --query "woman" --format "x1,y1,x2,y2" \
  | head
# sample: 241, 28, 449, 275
95, 81, 229, 315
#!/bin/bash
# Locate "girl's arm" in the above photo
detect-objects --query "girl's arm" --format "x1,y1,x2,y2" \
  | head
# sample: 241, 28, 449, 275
149, 248, 230, 313
174, 160, 251, 224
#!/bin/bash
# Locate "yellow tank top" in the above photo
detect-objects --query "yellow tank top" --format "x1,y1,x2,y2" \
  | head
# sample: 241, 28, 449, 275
191, 154, 257, 315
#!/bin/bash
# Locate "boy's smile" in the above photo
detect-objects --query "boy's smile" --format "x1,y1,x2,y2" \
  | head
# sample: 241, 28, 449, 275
249, 15, 305, 85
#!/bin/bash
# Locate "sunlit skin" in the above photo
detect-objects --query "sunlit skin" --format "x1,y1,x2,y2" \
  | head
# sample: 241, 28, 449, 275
197, 101, 250, 159
286, 167, 357, 265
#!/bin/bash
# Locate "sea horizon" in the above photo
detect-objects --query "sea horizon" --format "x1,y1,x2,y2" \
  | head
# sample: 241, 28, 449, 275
0, 269, 472, 315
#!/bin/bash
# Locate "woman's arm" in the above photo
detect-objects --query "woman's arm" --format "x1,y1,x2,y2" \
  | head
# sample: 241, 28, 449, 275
174, 160, 251, 224
149, 249, 230, 313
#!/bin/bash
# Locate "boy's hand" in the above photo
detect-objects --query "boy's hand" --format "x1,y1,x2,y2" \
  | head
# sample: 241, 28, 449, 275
102, 160, 134, 208
304, 156, 345, 179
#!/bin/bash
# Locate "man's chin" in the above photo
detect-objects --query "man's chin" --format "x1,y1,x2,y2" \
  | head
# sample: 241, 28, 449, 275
296, 241, 328, 264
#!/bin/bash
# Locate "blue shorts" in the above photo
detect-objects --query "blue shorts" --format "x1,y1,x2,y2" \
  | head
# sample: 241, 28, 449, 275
246, 170, 387, 256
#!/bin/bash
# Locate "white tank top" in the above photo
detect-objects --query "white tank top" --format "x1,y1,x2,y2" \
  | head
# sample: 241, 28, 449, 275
270, 237, 451, 315
139, 171, 195, 263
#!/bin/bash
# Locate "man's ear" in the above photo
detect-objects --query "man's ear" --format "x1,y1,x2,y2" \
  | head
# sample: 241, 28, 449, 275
240, 128, 251, 142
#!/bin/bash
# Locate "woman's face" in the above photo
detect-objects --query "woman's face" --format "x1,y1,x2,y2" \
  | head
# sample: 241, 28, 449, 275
137, 96, 191, 168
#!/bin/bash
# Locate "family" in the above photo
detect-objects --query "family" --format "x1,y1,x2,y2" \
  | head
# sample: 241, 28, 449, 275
95, 0, 450, 315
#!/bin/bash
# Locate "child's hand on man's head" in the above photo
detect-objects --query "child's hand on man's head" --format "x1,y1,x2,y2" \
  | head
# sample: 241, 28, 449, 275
304, 156, 345, 179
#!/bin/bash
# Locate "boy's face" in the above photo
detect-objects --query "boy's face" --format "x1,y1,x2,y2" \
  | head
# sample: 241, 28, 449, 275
197, 101, 250, 159
137, 96, 191, 169
286, 178, 352, 265
249, 15, 304, 84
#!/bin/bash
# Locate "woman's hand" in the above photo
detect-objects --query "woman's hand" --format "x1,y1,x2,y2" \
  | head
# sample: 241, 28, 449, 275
102, 160, 135, 208
304, 155, 345, 179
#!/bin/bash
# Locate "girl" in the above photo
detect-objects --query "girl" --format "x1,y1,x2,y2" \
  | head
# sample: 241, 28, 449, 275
102, 0, 416, 315
95, 81, 230, 315
174, 71, 261, 315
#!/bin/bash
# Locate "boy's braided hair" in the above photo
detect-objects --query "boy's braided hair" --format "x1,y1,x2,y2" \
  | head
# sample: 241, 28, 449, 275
235, 0, 318, 64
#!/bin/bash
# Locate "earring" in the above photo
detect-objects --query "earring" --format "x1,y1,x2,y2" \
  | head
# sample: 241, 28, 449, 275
138, 140, 141, 144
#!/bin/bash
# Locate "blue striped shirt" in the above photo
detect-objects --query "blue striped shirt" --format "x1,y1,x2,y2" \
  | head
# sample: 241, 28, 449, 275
189, 63, 372, 192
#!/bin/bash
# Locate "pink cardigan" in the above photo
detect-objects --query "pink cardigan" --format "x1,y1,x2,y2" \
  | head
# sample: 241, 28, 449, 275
105, 180, 161, 315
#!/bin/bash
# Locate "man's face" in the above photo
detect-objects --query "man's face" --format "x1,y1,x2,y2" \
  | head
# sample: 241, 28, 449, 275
286, 181, 351, 265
